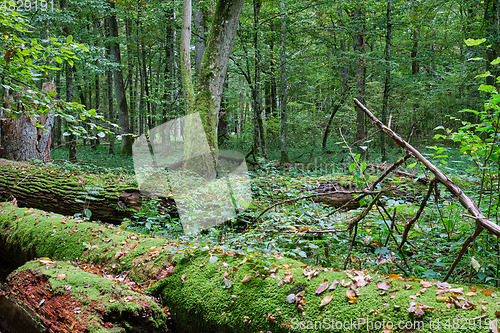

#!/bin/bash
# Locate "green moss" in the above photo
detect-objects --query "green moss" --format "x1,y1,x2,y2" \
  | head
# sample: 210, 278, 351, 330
0, 203, 175, 281
151, 253, 499, 332
16, 260, 168, 332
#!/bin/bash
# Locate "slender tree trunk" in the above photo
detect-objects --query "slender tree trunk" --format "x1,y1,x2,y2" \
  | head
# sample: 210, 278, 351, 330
106, 70, 115, 155
66, 63, 77, 161
53, 70, 62, 146
252, 0, 266, 157
411, 28, 419, 75
126, 19, 135, 135
353, 6, 367, 144
163, 8, 175, 123
381, 0, 392, 161
181, 0, 195, 113
107, 0, 132, 155
279, 0, 289, 163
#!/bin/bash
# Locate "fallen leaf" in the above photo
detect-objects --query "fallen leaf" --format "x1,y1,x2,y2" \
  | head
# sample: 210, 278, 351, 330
420, 280, 432, 288
329, 280, 339, 290
320, 293, 333, 307
38, 258, 54, 265
55, 274, 67, 281
346, 290, 357, 304
242, 275, 251, 283
482, 288, 496, 296
315, 279, 329, 296
376, 281, 391, 291
181, 273, 187, 283
489, 319, 498, 333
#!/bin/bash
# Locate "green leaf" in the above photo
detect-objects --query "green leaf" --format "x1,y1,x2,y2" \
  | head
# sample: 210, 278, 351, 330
97, 132, 105, 138
298, 251, 307, 258
491, 57, 500, 65
54, 56, 62, 64
407, 162, 417, 169
66, 35, 73, 43
349, 163, 355, 173
84, 208, 92, 219
478, 84, 497, 93
360, 162, 367, 172
464, 38, 486, 46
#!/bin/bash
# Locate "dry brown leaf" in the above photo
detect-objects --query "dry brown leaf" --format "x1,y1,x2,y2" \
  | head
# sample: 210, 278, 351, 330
466, 291, 477, 297
329, 280, 339, 290
345, 290, 357, 304
315, 279, 329, 296
420, 280, 432, 288
55, 274, 67, 281
242, 275, 251, 283
481, 288, 496, 296
320, 293, 333, 307
377, 280, 391, 290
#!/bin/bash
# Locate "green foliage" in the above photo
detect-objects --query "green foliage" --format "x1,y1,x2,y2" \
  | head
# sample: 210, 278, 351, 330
125, 198, 182, 237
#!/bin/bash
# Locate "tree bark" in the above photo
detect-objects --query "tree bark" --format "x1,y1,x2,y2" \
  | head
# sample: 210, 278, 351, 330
193, 0, 206, 77
381, 0, 392, 161
279, 0, 289, 163
181, 0, 195, 113
252, 0, 266, 157
353, 6, 367, 144
0, 83, 56, 162
107, 0, 133, 155
193, 0, 245, 150
0, 159, 175, 224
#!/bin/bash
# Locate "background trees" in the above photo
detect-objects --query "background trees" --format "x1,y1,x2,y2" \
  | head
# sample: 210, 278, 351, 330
0, 0, 496, 164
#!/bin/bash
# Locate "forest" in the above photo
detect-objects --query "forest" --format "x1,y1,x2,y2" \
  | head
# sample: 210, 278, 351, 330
0, 0, 500, 332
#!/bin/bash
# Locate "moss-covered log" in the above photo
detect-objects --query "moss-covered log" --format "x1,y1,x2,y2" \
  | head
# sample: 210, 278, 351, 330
1, 260, 167, 332
1, 202, 500, 332
0, 159, 175, 224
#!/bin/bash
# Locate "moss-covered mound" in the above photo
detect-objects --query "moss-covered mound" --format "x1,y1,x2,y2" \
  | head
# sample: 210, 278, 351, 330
3, 260, 168, 332
1, 202, 499, 332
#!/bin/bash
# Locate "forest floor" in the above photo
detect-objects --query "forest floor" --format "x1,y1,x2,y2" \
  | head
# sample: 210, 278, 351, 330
1, 143, 499, 332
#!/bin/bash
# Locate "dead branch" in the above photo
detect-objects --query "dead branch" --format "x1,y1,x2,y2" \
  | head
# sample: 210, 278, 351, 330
354, 98, 500, 237
255, 188, 391, 221
399, 178, 438, 250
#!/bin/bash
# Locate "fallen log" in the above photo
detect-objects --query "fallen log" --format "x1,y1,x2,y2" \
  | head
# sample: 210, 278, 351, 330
2, 202, 500, 332
0, 158, 176, 224
0, 260, 168, 333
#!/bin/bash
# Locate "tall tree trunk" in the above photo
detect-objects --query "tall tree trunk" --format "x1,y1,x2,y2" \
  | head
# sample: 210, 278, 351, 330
192, 0, 245, 150
106, 70, 115, 155
66, 63, 77, 162
353, 6, 367, 144
107, 0, 132, 155
193, 0, 206, 77
163, 8, 175, 123
181, 0, 195, 113
53, 70, 62, 147
411, 28, 419, 75
279, 0, 289, 163
381, 0, 392, 161
126, 19, 135, 135
252, 0, 266, 157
